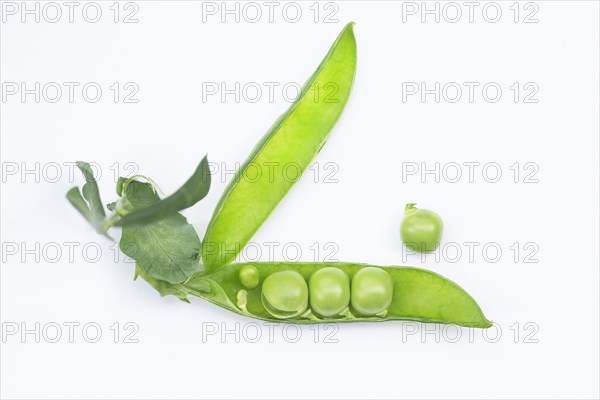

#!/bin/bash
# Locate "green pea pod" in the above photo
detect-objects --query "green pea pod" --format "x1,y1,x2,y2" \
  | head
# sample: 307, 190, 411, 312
139, 262, 492, 328
202, 23, 358, 269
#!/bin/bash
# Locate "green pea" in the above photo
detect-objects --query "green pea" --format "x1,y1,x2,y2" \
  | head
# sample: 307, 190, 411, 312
309, 267, 350, 317
261, 271, 308, 319
238, 265, 260, 289
400, 203, 443, 253
351, 267, 394, 316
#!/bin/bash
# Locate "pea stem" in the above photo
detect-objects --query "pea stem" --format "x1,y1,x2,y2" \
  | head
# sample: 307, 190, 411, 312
404, 203, 418, 215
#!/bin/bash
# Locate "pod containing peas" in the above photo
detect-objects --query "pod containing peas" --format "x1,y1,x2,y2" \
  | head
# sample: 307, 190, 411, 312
166, 262, 491, 328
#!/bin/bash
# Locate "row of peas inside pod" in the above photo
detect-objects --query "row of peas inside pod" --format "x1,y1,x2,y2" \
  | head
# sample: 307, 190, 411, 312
237, 265, 394, 319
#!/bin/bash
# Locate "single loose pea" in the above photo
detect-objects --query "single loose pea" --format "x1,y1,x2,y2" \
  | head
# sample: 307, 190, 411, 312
309, 267, 350, 317
351, 267, 394, 316
400, 203, 443, 253
238, 265, 260, 289
261, 271, 308, 319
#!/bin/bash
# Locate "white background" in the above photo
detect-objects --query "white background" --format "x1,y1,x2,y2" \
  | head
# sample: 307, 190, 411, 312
1, 1, 599, 399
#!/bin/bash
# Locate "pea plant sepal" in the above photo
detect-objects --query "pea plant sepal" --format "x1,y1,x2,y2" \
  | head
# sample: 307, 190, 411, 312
66, 156, 211, 284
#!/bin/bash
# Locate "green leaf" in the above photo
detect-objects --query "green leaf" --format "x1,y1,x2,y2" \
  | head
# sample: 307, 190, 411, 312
66, 161, 108, 236
66, 187, 96, 226
120, 181, 202, 284
202, 23, 357, 269
77, 161, 106, 220
115, 156, 211, 227
124, 180, 160, 208
134, 264, 191, 302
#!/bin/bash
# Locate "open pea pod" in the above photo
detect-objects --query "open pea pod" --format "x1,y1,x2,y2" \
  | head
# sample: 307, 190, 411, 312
202, 23, 357, 270
142, 262, 492, 328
